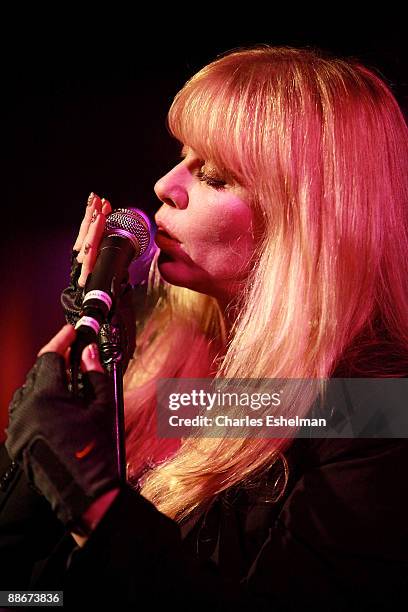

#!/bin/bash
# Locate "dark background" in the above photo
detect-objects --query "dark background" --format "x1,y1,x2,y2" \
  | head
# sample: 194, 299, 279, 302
1, 26, 406, 434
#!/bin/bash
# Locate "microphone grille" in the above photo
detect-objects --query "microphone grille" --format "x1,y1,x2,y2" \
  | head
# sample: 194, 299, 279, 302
105, 208, 151, 257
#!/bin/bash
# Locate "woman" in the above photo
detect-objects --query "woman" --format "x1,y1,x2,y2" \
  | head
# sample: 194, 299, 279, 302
2, 46, 408, 610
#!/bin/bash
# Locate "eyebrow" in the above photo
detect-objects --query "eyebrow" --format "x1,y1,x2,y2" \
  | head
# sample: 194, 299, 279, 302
179, 143, 241, 186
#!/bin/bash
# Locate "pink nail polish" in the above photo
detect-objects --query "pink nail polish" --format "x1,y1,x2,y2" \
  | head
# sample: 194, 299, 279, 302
87, 192, 95, 207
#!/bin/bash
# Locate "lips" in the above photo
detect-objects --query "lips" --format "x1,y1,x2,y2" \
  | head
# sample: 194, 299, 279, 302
154, 225, 183, 253
156, 226, 178, 241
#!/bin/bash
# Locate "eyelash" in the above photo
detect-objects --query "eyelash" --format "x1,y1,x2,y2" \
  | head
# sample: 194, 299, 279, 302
196, 170, 226, 191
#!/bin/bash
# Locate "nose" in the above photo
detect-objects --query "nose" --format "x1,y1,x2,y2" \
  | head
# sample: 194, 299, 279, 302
154, 163, 189, 210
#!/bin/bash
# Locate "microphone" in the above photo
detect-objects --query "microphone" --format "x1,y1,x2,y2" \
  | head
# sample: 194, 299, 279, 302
70, 207, 153, 373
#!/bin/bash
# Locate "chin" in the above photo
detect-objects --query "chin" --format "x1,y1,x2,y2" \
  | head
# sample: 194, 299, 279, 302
157, 253, 195, 288
157, 252, 216, 296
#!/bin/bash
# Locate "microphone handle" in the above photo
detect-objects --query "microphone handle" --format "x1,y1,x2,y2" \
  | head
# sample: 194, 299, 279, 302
86, 234, 136, 296
69, 325, 98, 396
69, 233, 137, 394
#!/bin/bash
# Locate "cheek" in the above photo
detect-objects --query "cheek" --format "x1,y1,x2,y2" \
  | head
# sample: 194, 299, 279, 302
181, 204, 255, 277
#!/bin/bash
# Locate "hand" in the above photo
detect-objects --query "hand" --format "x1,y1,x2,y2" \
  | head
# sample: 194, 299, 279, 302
73, 192, 112, 288
61, 192, 112, 325
60, 192, 137, 373
5, 324, 121, 533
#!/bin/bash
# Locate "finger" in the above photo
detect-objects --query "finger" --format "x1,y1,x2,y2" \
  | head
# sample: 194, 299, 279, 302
73, 201, 96, 253
64, 346, 72, 371
73, 192, 99, 252
81, 343, 105, 374
37, 324, 76, 357
74, 193, 103, 255
77, 211, 107, 287
101, 197, 112, 216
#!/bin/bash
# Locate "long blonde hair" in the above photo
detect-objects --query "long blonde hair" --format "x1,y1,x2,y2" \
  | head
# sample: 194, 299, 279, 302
123, 46, 408, 521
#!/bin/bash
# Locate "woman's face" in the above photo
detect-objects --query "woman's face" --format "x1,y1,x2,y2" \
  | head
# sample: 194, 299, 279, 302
154, 145, 257, 306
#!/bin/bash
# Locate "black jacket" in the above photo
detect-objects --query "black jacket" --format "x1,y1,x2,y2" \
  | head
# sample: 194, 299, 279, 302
1, 436, 407, 611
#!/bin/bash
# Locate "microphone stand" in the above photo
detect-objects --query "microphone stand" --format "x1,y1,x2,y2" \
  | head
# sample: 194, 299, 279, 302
69, 318, 128, 484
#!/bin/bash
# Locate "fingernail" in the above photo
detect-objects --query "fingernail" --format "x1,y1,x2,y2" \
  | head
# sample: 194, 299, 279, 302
87, 192, 95, 207
87, 343, 99, 360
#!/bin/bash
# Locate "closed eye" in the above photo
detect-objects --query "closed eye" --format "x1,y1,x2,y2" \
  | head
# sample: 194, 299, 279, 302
179, 144, 228, 190
196, 170, 227, 191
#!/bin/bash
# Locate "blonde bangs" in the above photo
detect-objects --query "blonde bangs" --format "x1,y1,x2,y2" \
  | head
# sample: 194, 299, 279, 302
167, 63, 267, 188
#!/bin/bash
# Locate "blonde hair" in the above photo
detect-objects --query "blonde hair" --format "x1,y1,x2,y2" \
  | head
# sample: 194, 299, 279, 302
123, 46, 408, 521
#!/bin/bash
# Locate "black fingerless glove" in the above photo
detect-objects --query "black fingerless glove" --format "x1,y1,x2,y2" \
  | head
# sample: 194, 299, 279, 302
60, 250, 137, 373
60, 250, 84, 327
5, 352, 121, 531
